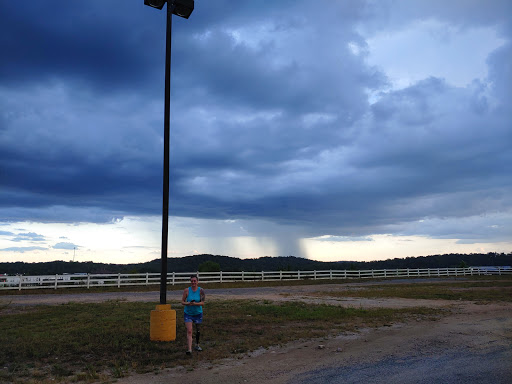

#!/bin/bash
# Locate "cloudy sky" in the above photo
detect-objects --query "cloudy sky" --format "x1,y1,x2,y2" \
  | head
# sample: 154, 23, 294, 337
1, 0, 511, 264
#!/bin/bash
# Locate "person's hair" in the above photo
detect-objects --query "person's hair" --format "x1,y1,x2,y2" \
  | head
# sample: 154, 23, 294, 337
190, 275, 198, 281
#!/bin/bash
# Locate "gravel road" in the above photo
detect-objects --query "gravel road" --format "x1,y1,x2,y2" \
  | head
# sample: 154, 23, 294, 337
1, 277, 468, 307
295, 347, 512, 384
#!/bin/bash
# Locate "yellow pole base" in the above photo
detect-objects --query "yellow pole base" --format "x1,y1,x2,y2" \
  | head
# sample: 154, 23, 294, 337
150, 304, 176, 341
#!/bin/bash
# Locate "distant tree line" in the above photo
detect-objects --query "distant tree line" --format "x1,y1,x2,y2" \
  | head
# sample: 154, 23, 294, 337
0, 252, 510, 276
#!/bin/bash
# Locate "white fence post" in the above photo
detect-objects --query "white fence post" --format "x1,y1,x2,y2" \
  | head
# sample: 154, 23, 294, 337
8, 266, 510, 292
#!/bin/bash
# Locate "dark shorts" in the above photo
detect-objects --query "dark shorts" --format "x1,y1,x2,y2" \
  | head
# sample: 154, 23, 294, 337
184, 312, 203, 324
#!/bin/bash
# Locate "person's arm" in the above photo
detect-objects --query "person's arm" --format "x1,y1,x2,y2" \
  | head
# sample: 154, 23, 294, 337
190, 288, 205, 306
181, 288, 190, 305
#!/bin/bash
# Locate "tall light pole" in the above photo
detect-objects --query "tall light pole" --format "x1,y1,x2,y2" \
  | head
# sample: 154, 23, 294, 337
144, 0, 194, 306
147, 0, 194, 342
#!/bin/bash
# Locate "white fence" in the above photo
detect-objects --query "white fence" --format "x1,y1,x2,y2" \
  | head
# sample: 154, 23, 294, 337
0, 266, 510, 291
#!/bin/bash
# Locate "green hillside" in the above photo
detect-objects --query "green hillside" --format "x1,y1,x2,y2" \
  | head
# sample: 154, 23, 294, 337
0, 252, 510, 275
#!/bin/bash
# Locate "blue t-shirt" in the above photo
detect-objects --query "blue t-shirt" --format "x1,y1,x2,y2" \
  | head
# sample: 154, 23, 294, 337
184, 286, 203, 315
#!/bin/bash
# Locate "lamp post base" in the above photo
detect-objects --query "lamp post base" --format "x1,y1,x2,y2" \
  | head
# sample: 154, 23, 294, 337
150, 304, 176, 341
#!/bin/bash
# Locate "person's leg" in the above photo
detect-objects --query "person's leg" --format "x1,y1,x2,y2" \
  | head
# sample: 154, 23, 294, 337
194, 323, 202, 351
195, 323, 200, 344
185, 321, 193, 352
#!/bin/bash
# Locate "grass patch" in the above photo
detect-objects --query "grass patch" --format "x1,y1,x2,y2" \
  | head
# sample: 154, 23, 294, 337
313, 278, 512, 302
0, 299, 439, 383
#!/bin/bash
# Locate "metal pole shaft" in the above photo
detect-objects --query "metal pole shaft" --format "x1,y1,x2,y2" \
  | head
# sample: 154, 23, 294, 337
160, 3, 173, 305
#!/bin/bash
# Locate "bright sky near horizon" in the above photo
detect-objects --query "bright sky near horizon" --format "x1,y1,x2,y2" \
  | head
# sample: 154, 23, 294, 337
1, 1, 511, 264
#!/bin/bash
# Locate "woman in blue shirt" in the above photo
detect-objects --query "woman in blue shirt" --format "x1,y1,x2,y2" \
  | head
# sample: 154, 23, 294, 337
181, 275, 205, 355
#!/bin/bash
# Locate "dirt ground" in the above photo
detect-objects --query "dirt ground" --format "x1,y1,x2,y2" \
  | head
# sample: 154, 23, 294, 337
118, 284, 511, 384
116, 303, 512, 384
3, 280, 511, 383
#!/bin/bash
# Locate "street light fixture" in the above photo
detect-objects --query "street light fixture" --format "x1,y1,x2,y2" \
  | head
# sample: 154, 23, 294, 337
144, 0, 194, 313
144, 0, 166, 9
144, 0, 194, 18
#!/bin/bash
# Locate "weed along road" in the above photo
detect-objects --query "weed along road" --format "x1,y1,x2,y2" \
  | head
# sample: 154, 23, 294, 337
1, 278, 511, 383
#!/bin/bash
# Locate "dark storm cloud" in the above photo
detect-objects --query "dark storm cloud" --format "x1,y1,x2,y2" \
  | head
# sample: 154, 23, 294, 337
168, 67, 511, 240
362, 0, 512, 34
487, 42, 512, 104
0, 0, 381, 222
0, 1, 162, 92
0, 0, 511, 245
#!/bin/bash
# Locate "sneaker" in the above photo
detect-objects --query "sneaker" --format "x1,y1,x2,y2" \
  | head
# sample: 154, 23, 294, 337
194, 345, 203, 352
186, 350, 192, 356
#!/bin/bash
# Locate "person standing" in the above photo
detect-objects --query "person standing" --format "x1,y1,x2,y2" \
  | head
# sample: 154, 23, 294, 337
181, 275, 205, 355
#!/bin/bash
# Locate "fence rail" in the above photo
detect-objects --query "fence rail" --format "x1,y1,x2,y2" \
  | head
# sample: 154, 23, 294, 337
0, 266, 510, 291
